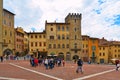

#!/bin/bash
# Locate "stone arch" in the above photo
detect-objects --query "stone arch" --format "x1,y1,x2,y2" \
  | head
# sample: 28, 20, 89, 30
66, 52, 71, 61
3, 48, 13, 56
73, 55, 79, 60
58, 52, 64, 59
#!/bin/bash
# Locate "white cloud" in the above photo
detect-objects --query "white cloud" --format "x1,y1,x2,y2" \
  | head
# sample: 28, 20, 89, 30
4, 0, 120, 40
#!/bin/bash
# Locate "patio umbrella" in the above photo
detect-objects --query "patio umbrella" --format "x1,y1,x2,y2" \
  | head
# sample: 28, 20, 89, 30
111, 58, 119, 64
111, 58, 119, 61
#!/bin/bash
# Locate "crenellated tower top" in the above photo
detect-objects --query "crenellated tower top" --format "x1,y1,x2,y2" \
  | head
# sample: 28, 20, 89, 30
65, 13, 82, 22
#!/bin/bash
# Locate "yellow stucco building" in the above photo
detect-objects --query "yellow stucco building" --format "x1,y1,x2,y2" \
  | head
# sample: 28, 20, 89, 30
0, 0, 3, 56
109, 41, 120, 61
28, 13, 82, 60
88, 37, 99, 63
82, 35, 89, 62
98, 45, 109, 64
28, 31, 47, 57
24, 32, 29, 54
15, 27, 24, 53
2, 9, 15, 56
0, 0, 15, 56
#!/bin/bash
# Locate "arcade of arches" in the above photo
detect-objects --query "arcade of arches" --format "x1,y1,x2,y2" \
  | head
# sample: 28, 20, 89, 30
57, 52, 79, 61
3, 48, 13, 56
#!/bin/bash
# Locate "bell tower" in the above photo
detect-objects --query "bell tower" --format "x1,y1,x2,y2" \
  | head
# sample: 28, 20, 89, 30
0, 0, 3, 56
65, 13, 82, 59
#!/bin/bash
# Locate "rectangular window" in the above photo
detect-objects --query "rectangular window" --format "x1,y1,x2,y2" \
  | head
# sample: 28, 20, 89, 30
57, 26, 60, 31
62, 26, 64, 31
35, 42, 37, 47
31, 42, 33, 47
58, 35, 60, 40
39, 35, 41, 38
75, 19, 76, 23
83, 44, 84, 48
10, 31, 12, 36
58, 44, 60, 48
92, 46, 96, 50
62, 44, 65, 48
66, 35, 69, 39
66, 44, 69, 48
99, 53, 101, 56
31, 49, 33, 51
43, 35, 46, 38
5, 30, 7, 35
53, 44, 56, 48
62, 35, 65, 39
3, 20, 6, 25
66, 26, 69, 31
31, 35, 33, 38
44, 42, 46, 46
49, 44, 52, 48
103, 53, 105, 56
39, 42, 42, 46
35, 35, 37, 38
75, 35, 77, 40
51, 28, 53, 31
8, 15, 11, 19
3, 12, 5, 16
9, 22, 11, 26
50, 36, 54, 39
118, 54, 120, 57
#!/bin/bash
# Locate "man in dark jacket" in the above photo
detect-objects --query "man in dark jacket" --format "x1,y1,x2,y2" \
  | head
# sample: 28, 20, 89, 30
76, 58, 83, 74
115, 60, 119, 71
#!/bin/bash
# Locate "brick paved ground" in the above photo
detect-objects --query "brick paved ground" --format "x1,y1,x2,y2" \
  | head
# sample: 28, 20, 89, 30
0, 60, 119, 80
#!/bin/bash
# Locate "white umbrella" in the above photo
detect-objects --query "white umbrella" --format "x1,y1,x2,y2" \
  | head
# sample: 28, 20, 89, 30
111, 58, 119, 61
111, 58, 119, 64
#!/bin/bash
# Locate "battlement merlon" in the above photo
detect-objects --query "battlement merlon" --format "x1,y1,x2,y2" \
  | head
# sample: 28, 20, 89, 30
65, 13, 82, 22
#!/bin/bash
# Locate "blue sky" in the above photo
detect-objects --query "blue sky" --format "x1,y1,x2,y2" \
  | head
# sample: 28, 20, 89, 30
3, 0, 120, 40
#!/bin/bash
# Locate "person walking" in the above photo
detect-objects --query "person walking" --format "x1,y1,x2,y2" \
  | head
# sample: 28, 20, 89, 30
76, 58, 83, 74
34, 57, 38, 67
0, 56, 3, 62
44, 58, 49, 69
30, 55, 34, 67
115, 59, 120, 71
62, 59, 65, 67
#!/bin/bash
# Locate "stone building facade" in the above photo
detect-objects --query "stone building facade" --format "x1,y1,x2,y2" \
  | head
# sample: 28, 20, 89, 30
0, 0, 3, 56
28, 31, 47, 57
28, 13, 82, 60
45, 13, 82, 60
0, 0, 15, 56
15, 27, 24, 53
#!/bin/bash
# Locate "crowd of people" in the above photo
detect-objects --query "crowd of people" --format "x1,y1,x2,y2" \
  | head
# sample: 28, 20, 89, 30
29, 54, 84, 74
30, 55, 65, 69
1, 54, 120, 73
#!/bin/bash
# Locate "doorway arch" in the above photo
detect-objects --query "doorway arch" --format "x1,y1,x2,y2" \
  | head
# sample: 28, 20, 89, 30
73, 55, 79, 60
3, 48, 13, 56
58, 52, 64, 59
66, 52, 71, 61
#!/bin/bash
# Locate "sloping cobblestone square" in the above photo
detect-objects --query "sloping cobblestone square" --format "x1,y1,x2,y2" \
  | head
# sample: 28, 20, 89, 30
0, 60, 120, 80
